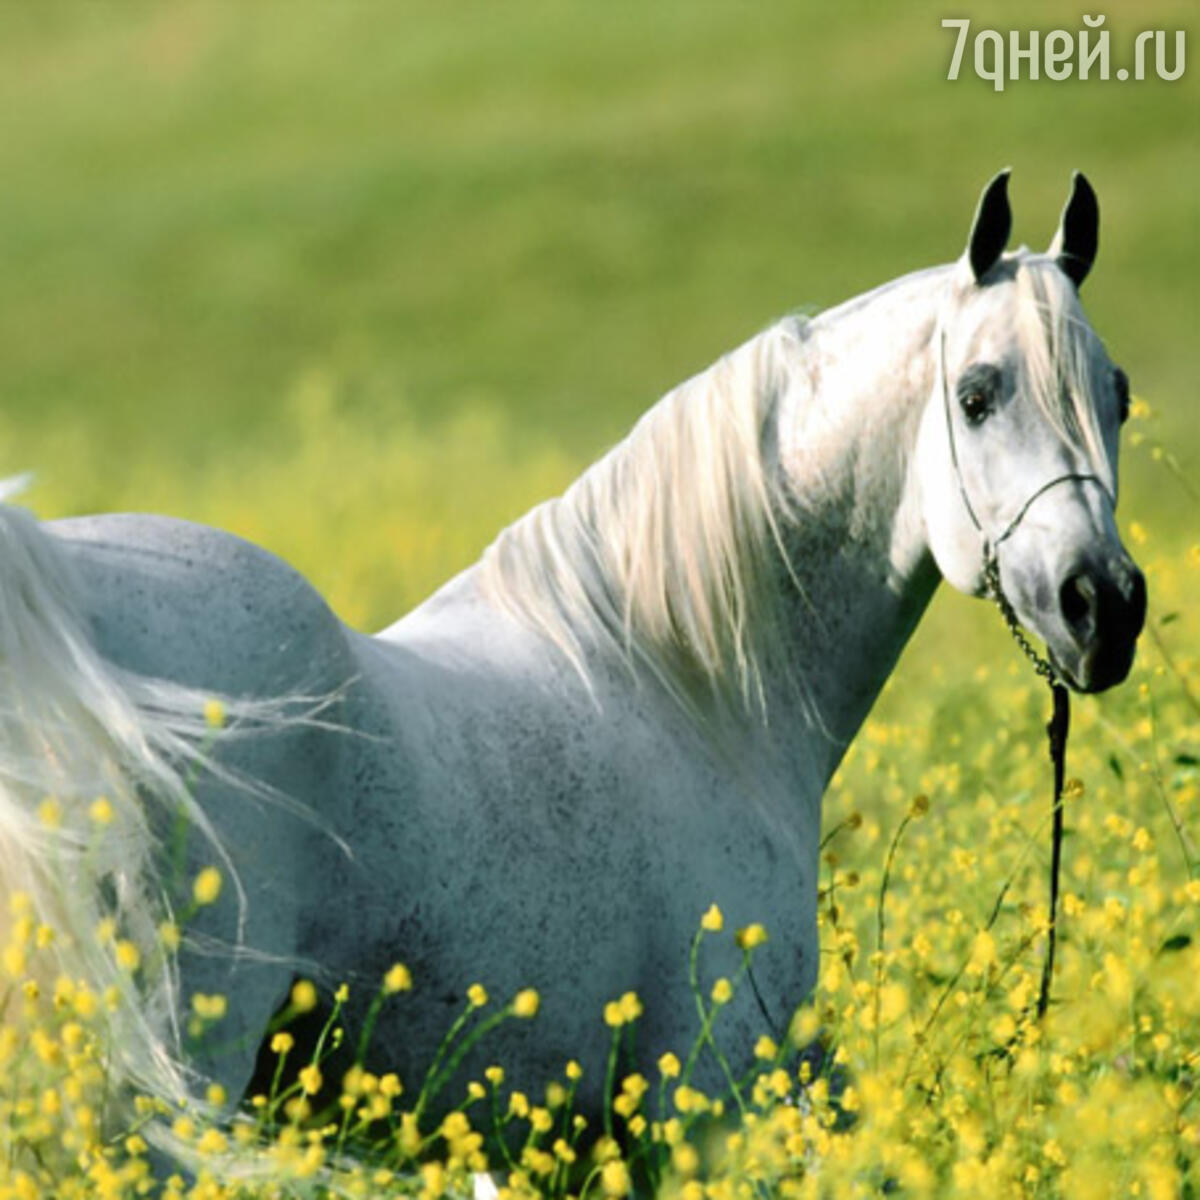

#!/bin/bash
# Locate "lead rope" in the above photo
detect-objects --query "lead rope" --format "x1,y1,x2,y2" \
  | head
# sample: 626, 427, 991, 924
938, 327, 1086, 1022
982, 549, 1069, 1019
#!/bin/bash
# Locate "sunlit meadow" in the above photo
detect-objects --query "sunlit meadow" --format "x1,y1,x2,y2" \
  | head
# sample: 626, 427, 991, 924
0, 4, 1195, 1196
0, 395, 1196, 1198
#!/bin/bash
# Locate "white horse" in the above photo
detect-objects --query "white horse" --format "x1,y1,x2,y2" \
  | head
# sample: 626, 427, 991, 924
0, 171, 1144, 1152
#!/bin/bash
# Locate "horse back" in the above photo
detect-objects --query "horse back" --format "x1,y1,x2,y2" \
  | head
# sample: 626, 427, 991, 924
48, 512, 354, 701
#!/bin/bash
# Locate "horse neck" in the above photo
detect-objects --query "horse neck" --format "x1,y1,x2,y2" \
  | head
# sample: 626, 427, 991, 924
764, 268, 949, 770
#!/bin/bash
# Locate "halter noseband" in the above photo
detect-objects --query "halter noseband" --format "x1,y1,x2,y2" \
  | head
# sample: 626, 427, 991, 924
937, 327, 1112, 685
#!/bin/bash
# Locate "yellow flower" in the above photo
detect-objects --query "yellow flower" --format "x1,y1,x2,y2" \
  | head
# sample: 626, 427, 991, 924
968, 929, 997, 975
512, 988, 540, 1018
397, 1111, 421, 1156
36, 797, 62, 828
206, 1083, 227, 1107
334, 982, 350, 1003
291, 979, 318, 1012
89, 796, 115, 826
754, 1035, 778, 1060
658, 1051, 681, 1078
467, 983, 489, 1008
485, 1065, 505, 1086
508, 1091, 530, 1119
196, 1128, 228, 1155
299, 1064, 323, 1095
270, 1032, 294, 1055
601, 1159, 631, 1197
672, 1143, 700, 1176
673, 1086, 708, 1114
192, 993, 227, 1021
383, 963, 412, 994
114, 939, 140, 971
158, 921, 181, 951
192, 867, 222, 907
524, 1148, 555, 1177
420, 1160, 445, 1197
441, 1111, 470, 1142
711, 977, 733, 1005
565, 1059, 582, 1081
701, 904, 724, 932
736, 923, 768, 950
767, 1067, 791, 1098
990, 1014, 1017, 1045
204, 698, 227, 729
618, 991, 643, 1022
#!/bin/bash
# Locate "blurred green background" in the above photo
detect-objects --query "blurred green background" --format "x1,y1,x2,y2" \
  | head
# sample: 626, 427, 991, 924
0, 0, 1193, 678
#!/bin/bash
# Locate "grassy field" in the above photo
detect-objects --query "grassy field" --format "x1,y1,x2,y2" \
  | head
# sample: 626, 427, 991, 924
0, 2, 1197, 1195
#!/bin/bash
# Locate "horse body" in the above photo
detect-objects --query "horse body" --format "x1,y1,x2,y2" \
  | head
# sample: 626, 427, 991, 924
0, 173, 1144, 1155
45, 508, 836, 1110
43, 261, 951, 1111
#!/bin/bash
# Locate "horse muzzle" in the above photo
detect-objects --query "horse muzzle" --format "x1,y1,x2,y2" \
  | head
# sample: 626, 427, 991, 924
1051, 555, 1147, 693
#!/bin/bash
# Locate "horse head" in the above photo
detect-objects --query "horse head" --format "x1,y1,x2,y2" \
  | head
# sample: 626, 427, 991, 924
916, 169, 1146, 693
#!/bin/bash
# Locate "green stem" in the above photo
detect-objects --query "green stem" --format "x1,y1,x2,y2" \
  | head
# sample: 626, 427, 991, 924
602, 1024, 621, 1142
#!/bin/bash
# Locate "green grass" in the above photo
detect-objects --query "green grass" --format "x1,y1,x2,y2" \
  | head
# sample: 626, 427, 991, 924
0, 3, 1194, 530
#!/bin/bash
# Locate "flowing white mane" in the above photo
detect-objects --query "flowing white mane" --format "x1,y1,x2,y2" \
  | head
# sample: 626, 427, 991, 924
481, 318, 806, 722
1009, 253, 1111, 488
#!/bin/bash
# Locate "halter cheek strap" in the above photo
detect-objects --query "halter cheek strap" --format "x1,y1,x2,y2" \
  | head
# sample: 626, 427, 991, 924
937, 327, 1113, 684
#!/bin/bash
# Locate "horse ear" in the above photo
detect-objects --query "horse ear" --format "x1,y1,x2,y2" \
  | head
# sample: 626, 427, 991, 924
965, 168, 1013, 283
1047, 170, 1099, 289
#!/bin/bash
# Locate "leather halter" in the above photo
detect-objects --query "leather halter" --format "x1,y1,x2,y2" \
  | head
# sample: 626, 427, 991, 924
938, 326, 1112, 566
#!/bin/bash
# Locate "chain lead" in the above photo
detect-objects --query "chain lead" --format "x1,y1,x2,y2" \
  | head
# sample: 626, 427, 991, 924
981, 544, 1070, 1021
982, 550, 1060, 685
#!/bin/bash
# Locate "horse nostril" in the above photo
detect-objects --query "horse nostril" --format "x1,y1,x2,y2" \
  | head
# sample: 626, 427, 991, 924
1059, 572, 1097, 636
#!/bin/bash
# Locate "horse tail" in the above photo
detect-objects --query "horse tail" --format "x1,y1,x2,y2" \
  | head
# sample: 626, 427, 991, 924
0, 487, 297, 1155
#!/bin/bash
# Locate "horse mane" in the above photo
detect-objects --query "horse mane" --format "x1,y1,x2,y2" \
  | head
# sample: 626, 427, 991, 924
480, 318, 808, 724
1009, 253, 1112, 490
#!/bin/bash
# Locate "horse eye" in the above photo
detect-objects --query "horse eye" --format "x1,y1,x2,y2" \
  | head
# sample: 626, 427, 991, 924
960, 391, 990, 425
1113, 367, 1131, 424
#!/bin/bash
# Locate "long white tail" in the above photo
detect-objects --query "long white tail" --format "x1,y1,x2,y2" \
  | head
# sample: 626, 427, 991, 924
0, 491, 286, 1150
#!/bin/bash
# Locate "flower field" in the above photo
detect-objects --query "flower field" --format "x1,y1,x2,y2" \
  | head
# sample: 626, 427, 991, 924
0, 4, 1194, 1195
0, 395, 1195, 1198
